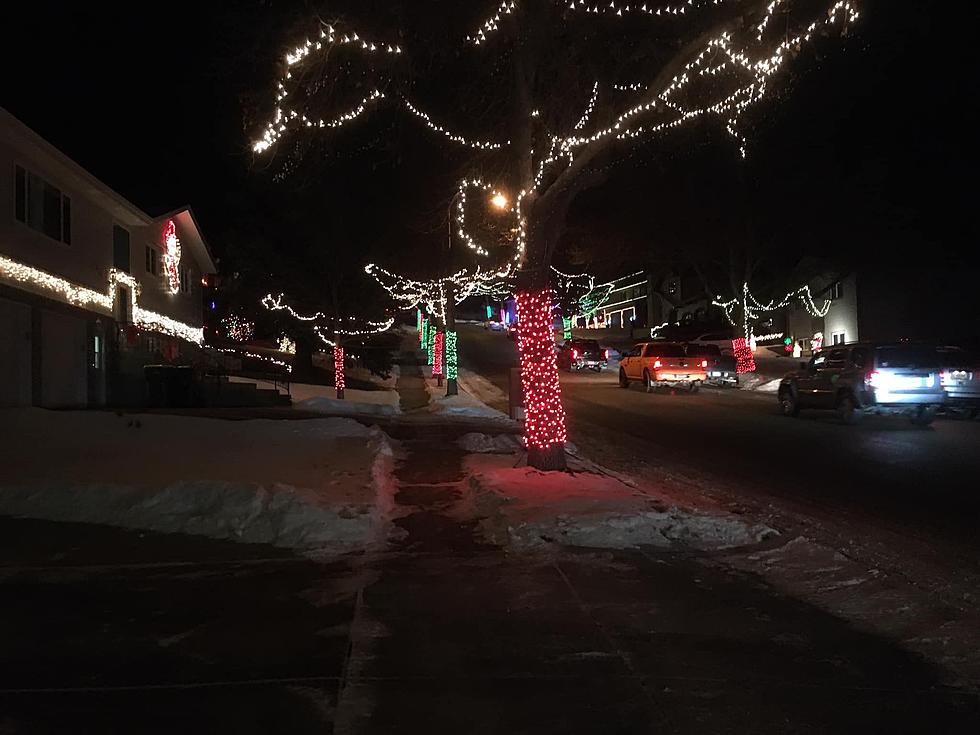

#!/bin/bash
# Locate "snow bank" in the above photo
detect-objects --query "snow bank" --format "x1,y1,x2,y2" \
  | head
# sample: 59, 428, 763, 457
423, 376, 516, 423
0, 408, 396, 550
463, 454, 774, 551
295, 388, 401, 417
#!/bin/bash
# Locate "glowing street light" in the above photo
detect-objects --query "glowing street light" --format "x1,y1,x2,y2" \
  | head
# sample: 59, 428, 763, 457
490, 192, 508, 210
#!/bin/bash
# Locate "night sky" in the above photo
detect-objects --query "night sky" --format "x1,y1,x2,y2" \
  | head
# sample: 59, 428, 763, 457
3, 1, 976, 311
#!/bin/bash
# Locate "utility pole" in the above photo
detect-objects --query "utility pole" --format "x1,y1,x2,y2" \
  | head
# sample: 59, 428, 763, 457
445, 192, 460, 396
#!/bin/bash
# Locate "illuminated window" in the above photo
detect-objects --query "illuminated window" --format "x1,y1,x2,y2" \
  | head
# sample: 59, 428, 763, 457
14, 165, 71, 244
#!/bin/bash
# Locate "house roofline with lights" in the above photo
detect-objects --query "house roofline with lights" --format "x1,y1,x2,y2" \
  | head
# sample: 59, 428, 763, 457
0, 106, 217, 407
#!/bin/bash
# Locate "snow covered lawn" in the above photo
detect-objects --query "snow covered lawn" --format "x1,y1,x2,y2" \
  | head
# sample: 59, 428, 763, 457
292, 382, 401, 417
0, 408, 395, 550
461, 453, 775, 551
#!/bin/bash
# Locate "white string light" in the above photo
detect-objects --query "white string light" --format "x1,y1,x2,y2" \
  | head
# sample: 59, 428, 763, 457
261, 293, 393, 346
713, 281, 831, 340
0, 254, 204, 344
402, 98, 509, 150
467, 0, 519, 45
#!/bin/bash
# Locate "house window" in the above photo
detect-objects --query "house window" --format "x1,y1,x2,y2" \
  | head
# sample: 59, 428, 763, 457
179, 267, 190, 294
832, 331, 846, 346
91, 335, 102, 369
113, 225, 130, 272
144, 246, 159, 276
830, 281, 843, 300
14, 165, 72, 244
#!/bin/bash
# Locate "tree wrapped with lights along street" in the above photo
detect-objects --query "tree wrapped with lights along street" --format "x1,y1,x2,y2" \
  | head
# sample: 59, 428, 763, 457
251, 0, 859, 470
261, 294, 393, 398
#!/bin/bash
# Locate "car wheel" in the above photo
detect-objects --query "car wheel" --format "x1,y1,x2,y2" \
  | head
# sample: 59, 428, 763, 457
643, 370, 653, 393
910, 406, 937, 427
836, 393, 862, 425
779, 389, 799, 417
618, 368, 629, 389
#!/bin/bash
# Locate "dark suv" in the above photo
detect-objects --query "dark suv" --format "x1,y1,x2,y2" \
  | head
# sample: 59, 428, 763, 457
778, 343, 945, 426
557, 339, 608, 372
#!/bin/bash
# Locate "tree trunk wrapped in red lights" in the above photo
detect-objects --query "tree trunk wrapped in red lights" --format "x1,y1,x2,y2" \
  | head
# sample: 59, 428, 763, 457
732, 337, 756, 374
432, 330, 444, 385
516, 290, 567, 471
334, 345, 345, 399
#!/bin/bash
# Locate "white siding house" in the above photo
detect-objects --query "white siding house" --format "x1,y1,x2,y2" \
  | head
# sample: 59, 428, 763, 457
0, 107, 216, 407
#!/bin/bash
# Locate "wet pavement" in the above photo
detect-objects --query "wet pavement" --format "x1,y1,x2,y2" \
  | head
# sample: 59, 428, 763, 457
0, 354, 978, 732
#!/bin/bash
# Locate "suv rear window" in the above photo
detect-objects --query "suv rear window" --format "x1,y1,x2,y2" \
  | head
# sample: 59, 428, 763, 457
876, 346, 940, 369
686, 343, 722, 357
645, 343, 685, 357
570, 340, 600, 351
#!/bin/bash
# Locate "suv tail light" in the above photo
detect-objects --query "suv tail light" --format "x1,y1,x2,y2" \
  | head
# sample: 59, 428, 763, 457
653, 359, 662, 369
700, 359, 708, 368
572, 348, 579, 359
867, 371, 881, 388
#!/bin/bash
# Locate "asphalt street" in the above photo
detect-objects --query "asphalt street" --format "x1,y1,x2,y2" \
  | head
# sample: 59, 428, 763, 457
457, 325, 980, 557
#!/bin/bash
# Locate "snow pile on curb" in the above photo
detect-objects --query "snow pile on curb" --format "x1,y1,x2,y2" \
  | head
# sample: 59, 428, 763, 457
423, 378, 516, 423
296, 394, 400, 417
463, 454, 774, 551
0, 409, 396, 550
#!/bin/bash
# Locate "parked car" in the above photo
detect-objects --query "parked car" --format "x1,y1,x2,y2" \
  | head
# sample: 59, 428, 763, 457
692, 330, 735, 355
557, 339, 608, 372
507, 321, 519, 339
685, 343, 737, 386
619, 342, 708, 392
488, 320, 504, 332
777, 342, 944, 425
937, 345, 980, 417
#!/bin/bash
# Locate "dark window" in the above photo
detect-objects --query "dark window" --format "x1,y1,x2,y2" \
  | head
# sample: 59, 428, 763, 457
570, 340, 601, 351
645, 343, 685, 358
180, 267, 190, 294
113, 225, 131, 272
61, 196, 71, 244
14, 166, 26, 221
876, 346, 940, 370
830, 281, 843, 300
145, 246, 159, 275
15, 167, 71, 243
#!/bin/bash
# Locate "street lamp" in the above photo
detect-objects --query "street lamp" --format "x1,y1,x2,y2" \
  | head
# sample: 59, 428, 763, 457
490, 192, 509, 210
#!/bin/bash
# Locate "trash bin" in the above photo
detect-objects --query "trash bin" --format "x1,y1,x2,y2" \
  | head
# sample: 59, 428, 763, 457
144, 365, 194, 407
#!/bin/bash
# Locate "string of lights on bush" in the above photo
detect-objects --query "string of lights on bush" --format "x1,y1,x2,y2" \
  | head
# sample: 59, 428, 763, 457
222, 315, 255, 342
334, 345, 345, 395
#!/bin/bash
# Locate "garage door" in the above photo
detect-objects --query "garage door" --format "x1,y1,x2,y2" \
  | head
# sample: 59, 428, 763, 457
41, 309, 88, 408
0, 298, 32, 406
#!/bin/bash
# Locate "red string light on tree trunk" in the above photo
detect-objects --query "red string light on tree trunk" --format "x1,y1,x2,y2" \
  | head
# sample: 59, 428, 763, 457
432, 330, 444, 377
732, 337, 756, 374
516, 290, 567, 450
334, 345, 346, 396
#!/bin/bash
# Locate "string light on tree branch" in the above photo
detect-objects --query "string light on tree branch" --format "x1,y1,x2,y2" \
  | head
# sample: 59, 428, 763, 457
334, 345, 345, 397
445, 330, 458, 380
467, 0, 518, 45
432, 330, 444, 377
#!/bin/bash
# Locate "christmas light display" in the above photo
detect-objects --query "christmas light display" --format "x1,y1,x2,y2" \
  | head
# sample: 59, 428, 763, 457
222, 315, 255, 342
162, 220, 182, 294
432, 330, 444, 378
562, 317, 572, 340
427, 327, 436, 365
516, 290, 567, 455
216, 347, 292, 373
261, 294, 393, 341
445, 330, 458, 380
278, 334, 297, 354
251, 0, 859, 469
421, 315, 429, 349
334, 345, 345, 398
0, 254, 204, 344
416, 308, 423, 341
713, 281, 831, 342
732, 337, 756, 374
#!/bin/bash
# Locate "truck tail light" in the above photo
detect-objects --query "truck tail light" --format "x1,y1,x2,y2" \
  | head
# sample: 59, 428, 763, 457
867, 371, 881, 388
700, 359, 708, 368
653, 359, 662, 369
603, 349, 608, 360
572, 349, 579, 359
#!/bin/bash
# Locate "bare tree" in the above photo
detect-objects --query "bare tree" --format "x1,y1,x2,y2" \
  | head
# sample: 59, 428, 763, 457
250, 0, 860, 469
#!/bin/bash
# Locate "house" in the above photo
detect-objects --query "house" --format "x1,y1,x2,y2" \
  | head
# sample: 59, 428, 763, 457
0, 107, 216, 408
